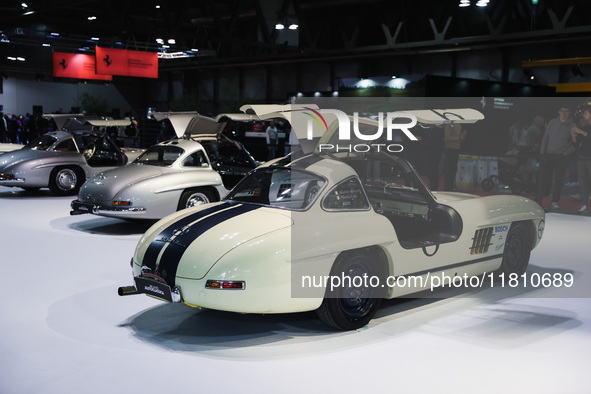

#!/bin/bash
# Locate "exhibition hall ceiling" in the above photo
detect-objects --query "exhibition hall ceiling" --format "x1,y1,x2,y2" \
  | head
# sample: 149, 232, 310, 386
1, 0, 590, 76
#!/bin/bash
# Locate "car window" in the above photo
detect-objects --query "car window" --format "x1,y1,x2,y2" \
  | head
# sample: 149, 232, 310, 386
322, 177, 370, 211
227, 167, 326, 210
181, 150, 208, 167
54, 139, 78, 152
26, 135, 58, 151
134, 145, 184, 166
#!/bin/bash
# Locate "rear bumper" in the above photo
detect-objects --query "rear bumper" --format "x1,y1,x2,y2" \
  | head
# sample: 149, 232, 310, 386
71, 200, 146, 216
0, 176, 25, 186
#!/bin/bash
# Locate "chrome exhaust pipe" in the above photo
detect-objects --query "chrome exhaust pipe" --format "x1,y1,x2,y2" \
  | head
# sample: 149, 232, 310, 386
118, 286, 139, 296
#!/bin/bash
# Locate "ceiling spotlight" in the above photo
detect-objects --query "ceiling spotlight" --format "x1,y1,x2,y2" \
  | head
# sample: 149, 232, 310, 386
288, 24, 298, 30
476, 0, 489, 7
155, 5, 160, 8
91, 37, 99, 41
523, 69, 535, 80
21, 3, 28, 8
167, 38, 176, 44
156, 38, 164, 44
87, 16, 97, 20
459, 0, 470, 6
275, 23, 285, 30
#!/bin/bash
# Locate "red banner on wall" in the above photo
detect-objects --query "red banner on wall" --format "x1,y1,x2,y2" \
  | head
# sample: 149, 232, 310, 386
52, 52, 113, 81
95, 47, 158, 79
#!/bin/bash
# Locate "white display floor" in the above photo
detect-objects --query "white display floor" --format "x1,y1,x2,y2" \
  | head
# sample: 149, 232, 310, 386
1, 186, 590, 393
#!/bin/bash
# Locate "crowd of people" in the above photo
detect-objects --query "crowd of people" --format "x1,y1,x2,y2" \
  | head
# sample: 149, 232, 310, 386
0, 112, 54, 145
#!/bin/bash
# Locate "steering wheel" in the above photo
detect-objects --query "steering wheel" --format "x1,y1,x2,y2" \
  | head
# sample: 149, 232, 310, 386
83, 144, 96, 160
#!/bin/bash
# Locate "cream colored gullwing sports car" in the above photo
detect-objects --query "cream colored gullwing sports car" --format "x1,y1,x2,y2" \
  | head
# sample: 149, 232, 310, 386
118, 104, 545, 330
70, 112, 258, 219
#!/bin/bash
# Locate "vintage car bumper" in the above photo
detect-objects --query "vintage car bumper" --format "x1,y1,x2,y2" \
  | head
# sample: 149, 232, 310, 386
0, 174, 25, 185
70, 200, 147, 216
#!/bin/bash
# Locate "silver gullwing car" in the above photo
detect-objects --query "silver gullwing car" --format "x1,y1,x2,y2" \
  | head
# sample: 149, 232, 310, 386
0, 115, 132, 195
71, 112, 258, 219
118, 104, 545, 330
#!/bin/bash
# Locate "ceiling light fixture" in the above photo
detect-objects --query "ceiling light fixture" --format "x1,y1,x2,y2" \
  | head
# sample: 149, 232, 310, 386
275, 23, 285, 30
288, 24, 298, 30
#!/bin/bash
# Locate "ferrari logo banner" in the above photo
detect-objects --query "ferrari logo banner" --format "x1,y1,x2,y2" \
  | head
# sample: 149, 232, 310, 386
52, 52, 112, 81
95, 46, 158, 79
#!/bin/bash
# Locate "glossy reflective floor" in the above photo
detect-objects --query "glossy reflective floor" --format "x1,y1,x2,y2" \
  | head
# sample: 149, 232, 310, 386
1, 186, 590, 393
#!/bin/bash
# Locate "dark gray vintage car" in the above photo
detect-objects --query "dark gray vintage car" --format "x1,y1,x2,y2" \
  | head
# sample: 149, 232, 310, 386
0, 116, 132, 195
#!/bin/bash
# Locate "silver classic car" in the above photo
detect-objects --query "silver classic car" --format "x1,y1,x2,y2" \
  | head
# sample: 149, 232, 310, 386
0, 115, 132, 195
71, 112, 258, 219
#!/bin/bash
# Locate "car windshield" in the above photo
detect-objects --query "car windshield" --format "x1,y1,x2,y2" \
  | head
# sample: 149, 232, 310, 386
226, 167, 326, 210
134, 145, 184, 166
26, 135, 58, 151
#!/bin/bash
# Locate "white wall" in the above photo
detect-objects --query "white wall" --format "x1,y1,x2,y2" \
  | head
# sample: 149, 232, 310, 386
0, 77, 132, 116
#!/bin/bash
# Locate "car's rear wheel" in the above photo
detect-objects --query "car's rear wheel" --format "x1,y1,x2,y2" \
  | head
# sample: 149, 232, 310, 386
48, 166, 83, 195
498, 223, 531, 275
317, 251, 385, 330
178, 188, 215, 210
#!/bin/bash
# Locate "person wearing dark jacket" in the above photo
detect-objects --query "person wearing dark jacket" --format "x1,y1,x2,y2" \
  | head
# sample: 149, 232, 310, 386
571, 105, 591, 213
535, 105, 576, 208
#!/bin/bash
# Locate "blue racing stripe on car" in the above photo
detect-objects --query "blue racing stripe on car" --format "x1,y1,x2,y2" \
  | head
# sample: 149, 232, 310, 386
142, 202, 233, 271
156, 203, 261, 287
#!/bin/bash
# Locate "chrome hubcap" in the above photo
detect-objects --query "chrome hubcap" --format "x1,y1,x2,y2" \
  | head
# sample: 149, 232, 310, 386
56, 169, 77, 191
186, 193, 209, 208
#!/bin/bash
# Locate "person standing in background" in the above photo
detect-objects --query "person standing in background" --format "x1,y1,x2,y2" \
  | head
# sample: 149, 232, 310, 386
571, 105, 591, 213
265, 119, 278, 161
443, 122, 467, 191
535, 104, 576, 209
0, 112, 7, 143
